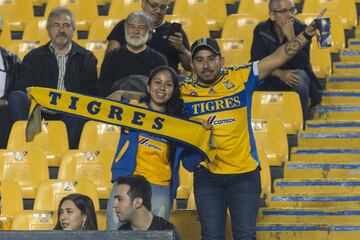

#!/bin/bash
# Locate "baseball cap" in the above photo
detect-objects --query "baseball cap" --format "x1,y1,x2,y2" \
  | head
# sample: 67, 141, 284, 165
191, 38, 221, 58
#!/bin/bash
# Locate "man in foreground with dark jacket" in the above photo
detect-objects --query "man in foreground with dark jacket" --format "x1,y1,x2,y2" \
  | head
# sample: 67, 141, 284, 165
0, 16, 21, 148
9, 7, 98, 148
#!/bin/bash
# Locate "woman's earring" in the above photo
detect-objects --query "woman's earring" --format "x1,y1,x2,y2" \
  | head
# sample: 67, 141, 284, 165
82, 218, 86, 230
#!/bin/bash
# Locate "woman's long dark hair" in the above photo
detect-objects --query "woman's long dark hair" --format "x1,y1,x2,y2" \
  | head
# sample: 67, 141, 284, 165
145, 65, 184, 117
54, 193, 98, 230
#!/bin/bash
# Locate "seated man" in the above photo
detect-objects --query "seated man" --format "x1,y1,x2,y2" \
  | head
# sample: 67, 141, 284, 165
98, 11, 167, 97
0, 15, 21, 148
9, 7, 98, 148
250, 0, 318, 120
106, 0, 191, 73
113, 175, 179, 239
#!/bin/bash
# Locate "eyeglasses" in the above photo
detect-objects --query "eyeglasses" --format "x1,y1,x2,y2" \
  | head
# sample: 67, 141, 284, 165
271, 7, 297, 15
145, 0, 169, 11
50, 22, 72, 31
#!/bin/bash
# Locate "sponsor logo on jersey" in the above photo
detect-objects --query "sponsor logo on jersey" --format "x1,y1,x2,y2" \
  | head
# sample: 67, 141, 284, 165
138, 138, 162, 151
207, 116, 236, 125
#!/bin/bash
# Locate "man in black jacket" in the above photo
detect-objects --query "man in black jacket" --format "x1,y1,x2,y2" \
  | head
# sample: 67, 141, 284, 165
0, 16, 21, 148
251, 0, 318, 120
9, 7, 98, 148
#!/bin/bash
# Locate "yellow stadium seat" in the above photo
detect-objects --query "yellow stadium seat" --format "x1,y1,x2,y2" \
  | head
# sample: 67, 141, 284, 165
22, 18, 49, 44
96, 210, 106, 230
176, 164, 193, 199
57, 149, 113, 199
222, 48, 251, 67
85, 40, 107, 73
237, 0, 269, 15
78, 121, 120, 151
258, 149, 271, 205
11, 210, 57, 230
165, 14, 210, 44
7, 120, 69, 167
45, 0, 98, 31
0, 180, 23, 219
310, 38, 332, 79
251, 91, 303, 134
0, 216, 12, 230
173, 0, 227, 31
88, 17, 120, 41
0, 0, 34, 31
221, 14, 267, 42
33, 179, 100, 211
6, 41, 41, 60
302, 0, 357, 30
252, 119, 288, 166
0, 150, 49, 198
297, 13, 345, 53
186, 189, 196, 209
108, 0, 142, 19
0, 19, 11, 47
170, 209, 232, 240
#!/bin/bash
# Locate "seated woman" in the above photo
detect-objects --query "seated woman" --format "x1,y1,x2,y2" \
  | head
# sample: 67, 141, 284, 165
54, 193, 98, 230
106, 66, 185, 230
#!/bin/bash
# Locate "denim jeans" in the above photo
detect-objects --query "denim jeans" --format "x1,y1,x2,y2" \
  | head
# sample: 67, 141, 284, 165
194, 167, 261, 240
292, 70, 310, 121
106, 182, 171, 230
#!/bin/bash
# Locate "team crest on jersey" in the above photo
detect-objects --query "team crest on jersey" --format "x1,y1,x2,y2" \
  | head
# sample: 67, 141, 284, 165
208, 88, 216, 94
190, 90, 198, 96
223, 79, 235, 90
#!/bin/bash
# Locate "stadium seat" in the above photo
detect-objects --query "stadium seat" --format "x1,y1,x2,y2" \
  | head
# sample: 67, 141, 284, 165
6, 41, 41, 60
0, 0, 34, 31
173, 0, 227, 31
0, 19, 12, 47
22, 18, 49, 44
96, 210, 106, 230
88, 17, 120, 41
221, 14, 266, 43
302, 0, 357, 30
186, 190, 196, 209
251, 91, 303, 134
309, 38, 332, 79
165, 15, 210, 44
237, 0, 269, 15
176, 164, 193, 199
33, 179, 100, 211
251, 119, 288, 166
258, 149, 271, 205
57, 149, 113, 199
170, 209, 232, 240
11, 210, 57, 230
78, 121, 120, 151
84, 41, 107, 73
7, 121, 69, 167
108, 0, 142, 19
297, 13, 345, 53
0, 180, 23, 218
45, 0, 98, 31
0, 150, 49, 198
221, 48, 251, 67
0, 216, 12, 230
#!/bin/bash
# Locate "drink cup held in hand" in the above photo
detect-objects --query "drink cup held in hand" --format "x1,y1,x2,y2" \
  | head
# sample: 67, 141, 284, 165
314, 17, 332, 48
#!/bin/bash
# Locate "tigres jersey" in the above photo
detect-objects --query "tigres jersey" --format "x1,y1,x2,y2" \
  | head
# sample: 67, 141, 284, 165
180, 62, 261, 174
129, 100, 171, 186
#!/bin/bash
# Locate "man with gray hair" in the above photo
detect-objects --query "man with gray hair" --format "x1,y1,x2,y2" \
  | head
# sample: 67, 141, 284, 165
9, 7, 98, 148
0, 15, 21, 148
98, 11, 167, 97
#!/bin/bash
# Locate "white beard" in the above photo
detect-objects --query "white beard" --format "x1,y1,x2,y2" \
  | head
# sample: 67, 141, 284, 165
125, 31, 149, 48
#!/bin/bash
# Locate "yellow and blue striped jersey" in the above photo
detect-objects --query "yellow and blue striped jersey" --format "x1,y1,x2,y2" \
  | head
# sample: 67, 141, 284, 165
180, 62, 261, 174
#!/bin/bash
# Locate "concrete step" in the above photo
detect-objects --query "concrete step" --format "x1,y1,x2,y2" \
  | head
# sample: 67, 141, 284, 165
291, 147, 360, 161
284, 161, 360, 178
313, 105, 360, 120
322, 90, 360, 105
256, 224, 326, 240
326, 75, 360, 90
298, 129, 360, 148
340, 50, 360, 62
274, 178, 360, 194
333, 62, 360, 75
305, 120, 360, 131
